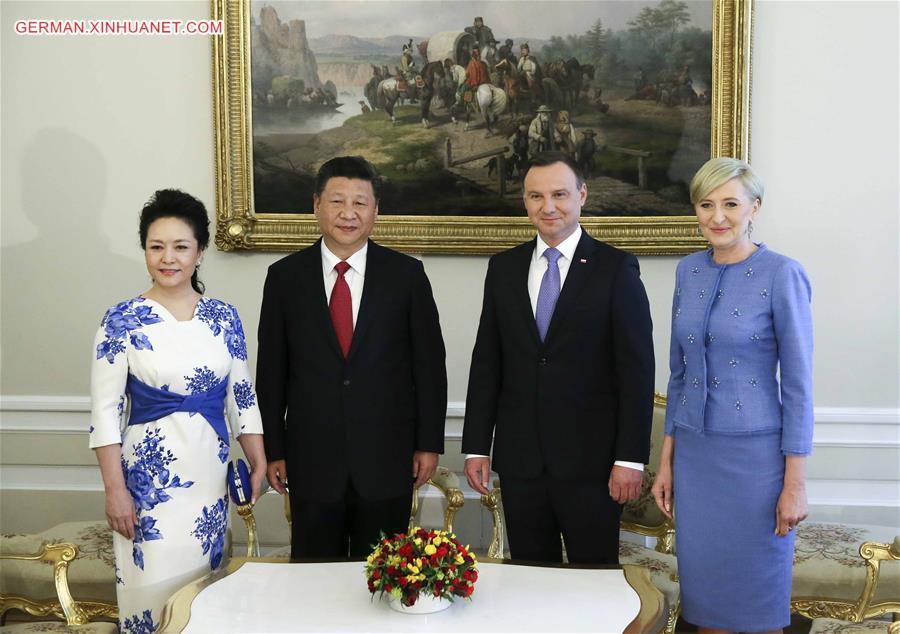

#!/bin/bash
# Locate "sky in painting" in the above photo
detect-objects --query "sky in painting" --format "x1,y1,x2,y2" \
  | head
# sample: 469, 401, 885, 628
256, 0, 713, 41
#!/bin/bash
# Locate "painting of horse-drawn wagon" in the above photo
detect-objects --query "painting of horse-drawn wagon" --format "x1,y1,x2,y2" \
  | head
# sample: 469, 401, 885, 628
212, 0, 752, 253
250, 0, 713, 217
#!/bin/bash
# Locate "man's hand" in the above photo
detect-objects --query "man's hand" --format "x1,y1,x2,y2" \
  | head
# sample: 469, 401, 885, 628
412, 451, 439, 488
464, 457, 492, 496
608, 465, 643, 504
266, 459, 289, 495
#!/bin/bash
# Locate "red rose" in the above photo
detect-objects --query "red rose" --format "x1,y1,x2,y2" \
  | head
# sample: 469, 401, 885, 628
387, 566, 397, 576
435, 581, 444, 592
407, 593, 418, 606
384, 584, 392, 593
373, 570, 381, 580
399, 577, 408, 587
399, 543, 414, 558
437, 546, 449, 558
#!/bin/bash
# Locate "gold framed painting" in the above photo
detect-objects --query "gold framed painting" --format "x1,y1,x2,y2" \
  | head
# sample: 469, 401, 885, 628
212, 0, 752, 254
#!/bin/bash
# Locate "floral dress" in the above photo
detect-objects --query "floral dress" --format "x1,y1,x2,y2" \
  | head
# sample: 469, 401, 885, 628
89, 297, 263, 633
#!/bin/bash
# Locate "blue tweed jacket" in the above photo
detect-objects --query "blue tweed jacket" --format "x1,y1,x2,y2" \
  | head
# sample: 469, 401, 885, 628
664, 243, 814, 455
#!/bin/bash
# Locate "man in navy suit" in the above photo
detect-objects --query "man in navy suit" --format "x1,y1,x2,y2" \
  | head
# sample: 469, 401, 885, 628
257, 156, 447, 558
463, 152, 654, 564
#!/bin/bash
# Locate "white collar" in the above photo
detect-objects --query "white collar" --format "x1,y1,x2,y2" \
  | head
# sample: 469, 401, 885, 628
321, 240, 368, 277
534, 225, 582, 263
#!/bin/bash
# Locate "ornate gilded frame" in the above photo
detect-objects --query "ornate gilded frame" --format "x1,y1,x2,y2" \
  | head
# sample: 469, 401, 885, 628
212, 0, 753, 255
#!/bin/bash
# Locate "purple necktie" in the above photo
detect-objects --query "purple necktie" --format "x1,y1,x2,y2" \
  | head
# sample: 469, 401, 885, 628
535, 247, 562, 342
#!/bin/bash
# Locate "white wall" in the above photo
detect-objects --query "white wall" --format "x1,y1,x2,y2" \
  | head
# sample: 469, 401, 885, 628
1, 1, 898, 530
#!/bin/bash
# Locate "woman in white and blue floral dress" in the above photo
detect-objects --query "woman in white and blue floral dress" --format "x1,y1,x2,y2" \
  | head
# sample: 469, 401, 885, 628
90, 190, 266, 633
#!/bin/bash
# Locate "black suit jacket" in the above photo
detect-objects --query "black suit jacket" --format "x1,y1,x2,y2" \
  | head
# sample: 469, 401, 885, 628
462, 230, 654, 480
257, 239, 447, 503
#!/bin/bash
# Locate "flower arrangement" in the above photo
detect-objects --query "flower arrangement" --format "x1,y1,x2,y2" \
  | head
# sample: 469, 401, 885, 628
365, 528, 478, 607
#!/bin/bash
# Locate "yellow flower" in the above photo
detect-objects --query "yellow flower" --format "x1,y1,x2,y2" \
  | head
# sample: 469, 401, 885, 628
455, 554, 465, 564
424, 544, 437, 555
432, 536, 443, 546
414, 537, 423, 547
407, 563, 420, 574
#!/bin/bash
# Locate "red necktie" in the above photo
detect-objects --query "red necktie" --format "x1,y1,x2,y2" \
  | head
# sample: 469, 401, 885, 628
329, 261, 353, 358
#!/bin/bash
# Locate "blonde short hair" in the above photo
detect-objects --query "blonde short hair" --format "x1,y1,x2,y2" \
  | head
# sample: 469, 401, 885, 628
689, 157, 764, 205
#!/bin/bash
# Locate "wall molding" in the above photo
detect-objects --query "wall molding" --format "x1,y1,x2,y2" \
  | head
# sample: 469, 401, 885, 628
3, 396, 897, 446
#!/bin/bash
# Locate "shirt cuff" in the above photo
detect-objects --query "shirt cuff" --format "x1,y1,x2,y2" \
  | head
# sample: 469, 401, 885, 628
465, 454, 489, 460
614, 460, 644, 472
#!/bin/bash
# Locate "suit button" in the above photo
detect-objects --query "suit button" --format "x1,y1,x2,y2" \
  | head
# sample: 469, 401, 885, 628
343, 379, 351, 386
539, 357, 548, 366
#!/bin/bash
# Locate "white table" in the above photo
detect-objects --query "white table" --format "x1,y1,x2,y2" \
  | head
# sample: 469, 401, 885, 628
160, 558, 664, 633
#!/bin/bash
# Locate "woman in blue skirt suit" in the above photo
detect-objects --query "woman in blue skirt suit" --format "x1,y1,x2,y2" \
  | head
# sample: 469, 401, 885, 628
652, 158, 814, 633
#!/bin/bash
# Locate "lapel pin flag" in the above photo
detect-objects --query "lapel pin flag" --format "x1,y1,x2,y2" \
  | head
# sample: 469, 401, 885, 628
580, 259, 587, 264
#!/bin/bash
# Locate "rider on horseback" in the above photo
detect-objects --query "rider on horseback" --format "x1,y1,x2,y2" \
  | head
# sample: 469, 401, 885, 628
517, 43, 540, 91
461, 46, 491, 109
399, 39, 416, 91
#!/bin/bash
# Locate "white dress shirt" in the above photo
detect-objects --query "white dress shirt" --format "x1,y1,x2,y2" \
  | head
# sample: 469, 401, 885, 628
321, 240, 367, 327
467, 226, 643, 473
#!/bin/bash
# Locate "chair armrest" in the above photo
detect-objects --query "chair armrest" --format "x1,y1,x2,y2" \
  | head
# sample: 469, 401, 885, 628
0, 541, 88, 625
480, 479, 506, 560
857, 537, 900, 619
620, 517, 676, 555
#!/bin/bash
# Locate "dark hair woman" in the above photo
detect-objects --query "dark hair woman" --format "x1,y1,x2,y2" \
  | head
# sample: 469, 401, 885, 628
90, 189, 266, 632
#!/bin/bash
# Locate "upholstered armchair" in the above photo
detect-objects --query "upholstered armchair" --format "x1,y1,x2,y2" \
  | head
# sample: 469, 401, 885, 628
480, 394, 681, 634
792, 526, 900, 623
0, 523, 117, 626
808, 618, 900, 634
0, 536, 115, 632
618, 394, 680, 634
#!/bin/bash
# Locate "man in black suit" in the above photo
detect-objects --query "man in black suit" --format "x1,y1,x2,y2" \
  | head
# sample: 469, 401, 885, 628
257, 156, 447, 558
462, 152, 654, 564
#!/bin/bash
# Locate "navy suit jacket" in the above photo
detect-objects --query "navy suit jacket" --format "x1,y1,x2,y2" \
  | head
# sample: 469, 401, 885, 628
462, 230, 654, 479
257, 239, 447, 502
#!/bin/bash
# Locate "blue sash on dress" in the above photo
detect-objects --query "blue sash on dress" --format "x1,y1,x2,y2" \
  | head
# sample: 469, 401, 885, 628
126, 373, 229, 445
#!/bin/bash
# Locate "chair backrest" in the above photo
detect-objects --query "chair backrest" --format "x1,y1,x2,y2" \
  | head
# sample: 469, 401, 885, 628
408, 467, 465, 534
233, 482, 291, 557
239, 472, 464, 557
0, 539, 89, 625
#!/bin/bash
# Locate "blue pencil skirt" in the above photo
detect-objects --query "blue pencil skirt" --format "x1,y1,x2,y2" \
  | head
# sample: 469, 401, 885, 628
673, 427, 794, 632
